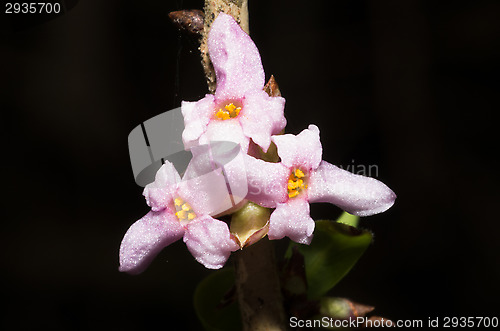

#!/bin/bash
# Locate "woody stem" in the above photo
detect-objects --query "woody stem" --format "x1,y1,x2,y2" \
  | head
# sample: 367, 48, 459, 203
200, 1, 287, 330
234, 237, 287, 331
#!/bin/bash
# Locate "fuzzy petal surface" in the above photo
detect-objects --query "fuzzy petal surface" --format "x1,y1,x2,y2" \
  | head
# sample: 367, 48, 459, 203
143, 161, 181, 211
182, 95, 216, 150
239, 90, 286, 152
308, 161, 396, 217
119, 210, 184, 274
183, 216, 239, 269
178, 142, 247, 216
208, 13, 265, 100
178, 166, 232, 217
209, 141, 249, 207
268, 198, 315, 245
272, 125, 322, 170
199, 119, 249, 153
244, 154, 288, 208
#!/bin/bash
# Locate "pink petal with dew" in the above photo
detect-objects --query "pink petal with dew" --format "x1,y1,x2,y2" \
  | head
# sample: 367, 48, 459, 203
208, 13, 265, 100
209, 141, 249, 211
143, 161, 181, 211
183, 216, 239, 269
244, 154, 288, 208
181, 94, 216, 150
308, 161, 396, 217
272, 124, 322, 171
239, 90, 286, 152
119, 210, 185, 275
268, 198, 315, 245
180, 142, 249, 216
199, 119, 250, 153
178, 167, 233, 217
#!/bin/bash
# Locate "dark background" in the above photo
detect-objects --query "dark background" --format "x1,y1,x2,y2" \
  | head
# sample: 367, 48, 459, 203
2, 0, 499, 329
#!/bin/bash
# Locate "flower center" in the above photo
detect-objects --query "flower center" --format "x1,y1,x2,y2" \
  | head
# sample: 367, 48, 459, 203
288, 168, 308, 198
215, 103, 241, 120
174, 197, 196, 222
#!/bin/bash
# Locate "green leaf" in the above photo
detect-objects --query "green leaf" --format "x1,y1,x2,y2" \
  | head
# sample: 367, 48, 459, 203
193, 268, 241, 331
336, 211, 359, 228
287, 220, 372, 300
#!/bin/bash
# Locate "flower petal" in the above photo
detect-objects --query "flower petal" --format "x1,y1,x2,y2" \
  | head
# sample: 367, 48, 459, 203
178, 165, 232, 217
209, 141, 249, 209
143, 161, 181, 211
199, 119, 250, 153
308, 161, 396, 216
239, 90, 286, 152
272, 124, 322, 170
268, 198, 315, 245
208, 13, 265, 99
119, 210, 184, 274
183, 216, 239, 269
244, 155, 288, 208
181, 94, 216, 150
178, 142, 248, 216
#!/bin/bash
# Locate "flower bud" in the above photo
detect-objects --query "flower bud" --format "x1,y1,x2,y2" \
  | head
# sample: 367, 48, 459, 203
319, 297, 374, 320
230, 202, 270, 248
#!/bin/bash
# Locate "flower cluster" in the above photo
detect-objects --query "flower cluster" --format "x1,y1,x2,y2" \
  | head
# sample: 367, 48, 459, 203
119, 13, 396, 273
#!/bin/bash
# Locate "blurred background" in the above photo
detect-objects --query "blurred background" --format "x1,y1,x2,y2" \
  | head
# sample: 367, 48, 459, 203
1, 0, 499, 329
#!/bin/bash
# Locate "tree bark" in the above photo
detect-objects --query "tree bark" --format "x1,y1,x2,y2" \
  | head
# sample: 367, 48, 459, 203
234, 238, 287, 331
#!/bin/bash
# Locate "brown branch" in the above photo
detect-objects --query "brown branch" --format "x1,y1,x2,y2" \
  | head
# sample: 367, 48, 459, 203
199, 2, 286, 329
234, 238, 287, 331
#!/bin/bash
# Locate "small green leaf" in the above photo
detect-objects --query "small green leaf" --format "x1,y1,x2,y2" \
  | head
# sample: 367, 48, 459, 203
336, 211, 359, 228
287, 220, 372, 300
193, 268, 241, 331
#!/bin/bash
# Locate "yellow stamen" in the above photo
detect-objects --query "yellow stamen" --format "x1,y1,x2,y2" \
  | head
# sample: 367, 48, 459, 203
294, 169, 305, 178
175, 210, 187, 219
174, 197, 197, 222
216, 110, 230, 120
215, 103, 241, 120
225, 103, 236, 112
288, 179, 299, 190
287, 168, 307, 199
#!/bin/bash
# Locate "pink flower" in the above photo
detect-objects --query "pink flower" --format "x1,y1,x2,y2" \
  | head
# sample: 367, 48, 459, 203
244, 125, 396, 244
181, 13, 286, 153
119, 150, 240, 273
